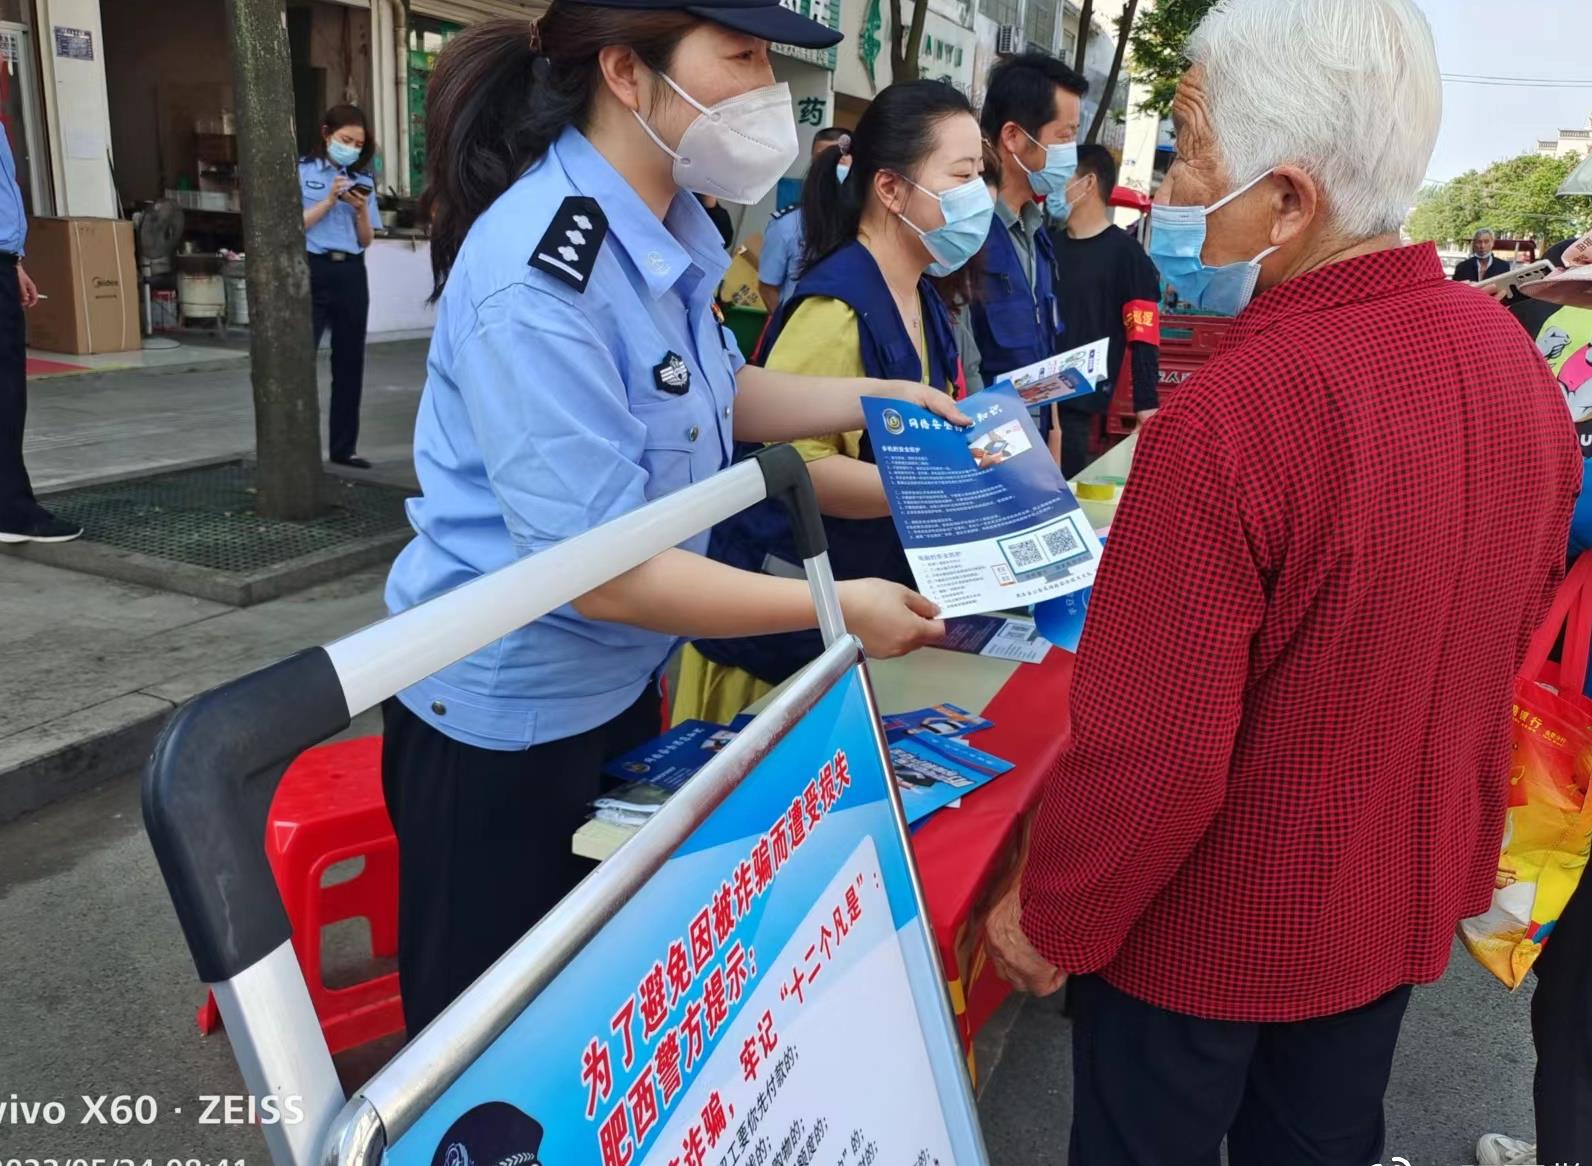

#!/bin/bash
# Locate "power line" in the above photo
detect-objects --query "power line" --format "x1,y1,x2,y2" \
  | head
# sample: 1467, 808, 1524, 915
1441, 73, 1592, 89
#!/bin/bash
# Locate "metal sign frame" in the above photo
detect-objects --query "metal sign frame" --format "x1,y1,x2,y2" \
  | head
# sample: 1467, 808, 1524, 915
142, 445, 981, 1166
325, 636, 988, 1166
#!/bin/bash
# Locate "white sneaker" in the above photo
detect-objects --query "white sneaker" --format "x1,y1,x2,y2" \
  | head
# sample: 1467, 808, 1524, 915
1477, 1133, 1540, 1165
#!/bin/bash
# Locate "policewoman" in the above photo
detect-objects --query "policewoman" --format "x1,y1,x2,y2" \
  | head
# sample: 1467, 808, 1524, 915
300, 104, 380, 469
971, 54, 1087, 444
678, 80, 990, 722
383, 3, 965, 1032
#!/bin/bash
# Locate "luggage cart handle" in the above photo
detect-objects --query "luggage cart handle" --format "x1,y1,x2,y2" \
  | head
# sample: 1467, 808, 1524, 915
143, 443, 833, 987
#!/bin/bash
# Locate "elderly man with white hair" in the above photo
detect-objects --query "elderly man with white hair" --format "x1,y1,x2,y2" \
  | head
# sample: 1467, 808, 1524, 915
984, 1, 1581, 1163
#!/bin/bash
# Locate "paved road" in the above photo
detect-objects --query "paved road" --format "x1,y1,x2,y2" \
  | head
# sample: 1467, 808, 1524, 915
0, 768, 1539, 1166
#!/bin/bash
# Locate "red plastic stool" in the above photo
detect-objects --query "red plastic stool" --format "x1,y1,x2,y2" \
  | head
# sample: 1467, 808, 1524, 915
196, 736, 404, 1053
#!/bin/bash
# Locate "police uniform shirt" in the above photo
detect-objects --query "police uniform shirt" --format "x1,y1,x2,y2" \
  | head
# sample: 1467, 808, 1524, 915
996, 198, 1044, 291
385, 125, 743, 750
758, 207, 805, 307
0, 129, 24, 256
299, 156, 381, 255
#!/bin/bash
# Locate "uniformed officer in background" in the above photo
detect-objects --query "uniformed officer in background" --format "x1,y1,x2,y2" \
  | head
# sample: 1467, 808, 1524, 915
382, 0, 966, 1032
971, 53, 1087, 452
300, 104, 381, 469
757, 125, 850, 316
0, 123, 79, 546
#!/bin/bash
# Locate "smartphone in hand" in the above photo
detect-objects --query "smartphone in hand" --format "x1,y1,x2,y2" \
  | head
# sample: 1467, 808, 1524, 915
1474, 260, 1554, 294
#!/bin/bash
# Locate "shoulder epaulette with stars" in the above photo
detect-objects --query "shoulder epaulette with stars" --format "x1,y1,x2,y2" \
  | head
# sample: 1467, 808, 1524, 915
529, 196, 608, 292
769, 205, 800, 221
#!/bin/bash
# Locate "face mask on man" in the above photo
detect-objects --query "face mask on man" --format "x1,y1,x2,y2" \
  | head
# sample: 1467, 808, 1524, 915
1146, 169, 1277, 317
634, 72, 800, 205
1010, 130, 1077, 199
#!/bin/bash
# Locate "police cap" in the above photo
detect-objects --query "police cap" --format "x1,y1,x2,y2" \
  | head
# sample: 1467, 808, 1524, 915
578, 0, 843, 49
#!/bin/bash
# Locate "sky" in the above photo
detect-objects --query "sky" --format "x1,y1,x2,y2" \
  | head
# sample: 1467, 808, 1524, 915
1415, 0, 1590, 184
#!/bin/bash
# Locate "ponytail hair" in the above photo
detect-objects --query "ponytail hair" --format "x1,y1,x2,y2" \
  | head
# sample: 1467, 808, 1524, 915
422, 5, 697, 300
799, 79, 974, 273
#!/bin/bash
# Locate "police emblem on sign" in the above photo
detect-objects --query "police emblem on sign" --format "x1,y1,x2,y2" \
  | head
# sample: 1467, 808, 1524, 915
529, 196, 608, 292
654, 351, 691, 395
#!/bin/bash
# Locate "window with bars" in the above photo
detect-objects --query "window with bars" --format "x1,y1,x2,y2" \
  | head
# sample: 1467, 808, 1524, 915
980, 0, 1019, 31
1025, 0, 1058, 53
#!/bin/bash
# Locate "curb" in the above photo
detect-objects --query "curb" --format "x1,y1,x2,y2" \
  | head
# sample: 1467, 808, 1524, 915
0, 693, 174, 825
5, 528, 412, 607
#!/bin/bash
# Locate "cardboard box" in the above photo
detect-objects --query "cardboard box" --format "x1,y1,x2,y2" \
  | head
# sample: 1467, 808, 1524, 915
717, 232, 764, 309
24, 217, 140, 355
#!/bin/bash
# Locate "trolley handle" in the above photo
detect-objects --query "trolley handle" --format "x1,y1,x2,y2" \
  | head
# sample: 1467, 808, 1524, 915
143, 444, 831, 987
142, 649, 352, 984
754, 442, 828, 563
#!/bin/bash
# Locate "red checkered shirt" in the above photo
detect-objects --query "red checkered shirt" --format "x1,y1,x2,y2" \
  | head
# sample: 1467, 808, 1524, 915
1021, 244, 1581, 1021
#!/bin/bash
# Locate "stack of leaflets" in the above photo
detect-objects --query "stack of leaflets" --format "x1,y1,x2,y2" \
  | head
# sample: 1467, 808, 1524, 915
573, 704, 1015, 861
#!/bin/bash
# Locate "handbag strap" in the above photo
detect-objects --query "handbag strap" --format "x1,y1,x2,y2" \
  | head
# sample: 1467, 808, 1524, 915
1523, 555, 1592, 688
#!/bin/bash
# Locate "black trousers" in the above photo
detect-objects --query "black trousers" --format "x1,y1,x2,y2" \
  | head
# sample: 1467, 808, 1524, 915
380, 692, 660, 1034
1059, 408, 1100, 480
1533, 869, 1592, 1161
1069, 975, 1412, 1166
308, 252, 369, 462
0, 260, 36, 527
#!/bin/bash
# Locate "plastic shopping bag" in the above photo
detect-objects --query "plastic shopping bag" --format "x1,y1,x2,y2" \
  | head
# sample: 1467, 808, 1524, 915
1460, 556, 1592, 988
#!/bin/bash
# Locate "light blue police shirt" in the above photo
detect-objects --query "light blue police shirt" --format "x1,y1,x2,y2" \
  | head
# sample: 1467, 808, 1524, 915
757, 207, 804, 306
299, 157, 380, 255
0, 128, 26, 256
385, 126, 744, 750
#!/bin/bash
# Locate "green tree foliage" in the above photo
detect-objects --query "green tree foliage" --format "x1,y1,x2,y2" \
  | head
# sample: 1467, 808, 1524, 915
1407, 154, 1592, 248
1126, 0, 1217, 117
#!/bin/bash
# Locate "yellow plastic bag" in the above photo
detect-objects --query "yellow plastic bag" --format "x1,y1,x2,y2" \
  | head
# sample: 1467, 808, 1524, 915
1460, 557, 1592, 987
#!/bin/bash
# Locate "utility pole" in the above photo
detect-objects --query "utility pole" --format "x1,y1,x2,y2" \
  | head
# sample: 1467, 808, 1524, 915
225, 0, 324, 520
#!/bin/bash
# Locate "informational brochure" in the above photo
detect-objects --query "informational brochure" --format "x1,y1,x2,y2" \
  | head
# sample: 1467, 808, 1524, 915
888, 734, 1013, 824
863, 383, 1104, 620
879, 702, 994, 741
1033, 533, 1106, 652
602, 719, 741, 790
941, 613, 1052, 664
992, 336, 1110, 411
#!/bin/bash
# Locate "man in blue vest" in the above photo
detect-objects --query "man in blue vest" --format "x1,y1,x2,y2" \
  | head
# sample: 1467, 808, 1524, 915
973, 53, 1088, 450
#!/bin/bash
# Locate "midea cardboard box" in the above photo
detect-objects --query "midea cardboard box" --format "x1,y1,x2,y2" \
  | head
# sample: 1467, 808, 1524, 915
24, 217, 139, 355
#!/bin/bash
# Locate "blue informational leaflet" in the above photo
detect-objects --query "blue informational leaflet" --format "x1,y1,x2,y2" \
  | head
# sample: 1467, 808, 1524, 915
1033, 533, 1106, 652
940, 613, 1052, 663
992, 337, 1110, 412
888, 735, 1014, 824
879, 703, 994, 741
603, 720, 742, 791
863, 384, 1103, 619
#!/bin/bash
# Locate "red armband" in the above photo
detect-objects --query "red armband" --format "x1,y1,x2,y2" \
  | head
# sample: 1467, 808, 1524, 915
1123, 299, 1161, 346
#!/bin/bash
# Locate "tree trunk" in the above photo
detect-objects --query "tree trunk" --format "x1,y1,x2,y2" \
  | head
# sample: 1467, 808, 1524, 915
1073, 0, 1094, 74
890, 0, 929, 81
225, 0, 324, 520
1086, 0, 1137, 144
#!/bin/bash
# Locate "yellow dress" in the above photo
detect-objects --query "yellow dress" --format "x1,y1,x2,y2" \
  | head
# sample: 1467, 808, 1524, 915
672, 296, 921, 726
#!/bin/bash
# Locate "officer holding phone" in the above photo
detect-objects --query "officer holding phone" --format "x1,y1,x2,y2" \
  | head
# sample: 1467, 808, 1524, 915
300, 104, 380, 469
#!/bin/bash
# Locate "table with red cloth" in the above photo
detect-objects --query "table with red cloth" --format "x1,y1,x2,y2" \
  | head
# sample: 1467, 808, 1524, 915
897, 648, 1073, 1080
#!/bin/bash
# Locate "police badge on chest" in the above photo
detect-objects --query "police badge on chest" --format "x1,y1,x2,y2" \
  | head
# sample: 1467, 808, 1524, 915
654, 351, 691, 395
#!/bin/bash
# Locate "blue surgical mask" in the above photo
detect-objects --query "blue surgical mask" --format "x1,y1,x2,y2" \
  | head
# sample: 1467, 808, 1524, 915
898, 174, 996, 277
1147, 169, 1277, 316
327, 140, 361, 168
1012, 131, 1077, 199
836, 162, 851, 183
